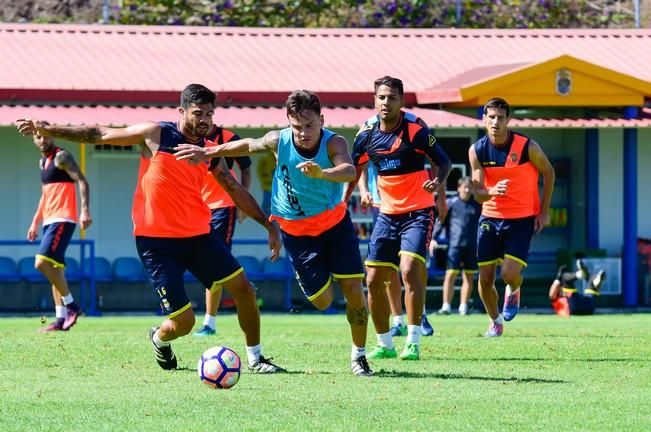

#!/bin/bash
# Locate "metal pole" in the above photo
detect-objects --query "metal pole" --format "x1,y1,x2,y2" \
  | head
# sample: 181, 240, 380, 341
103, 0, 110, 24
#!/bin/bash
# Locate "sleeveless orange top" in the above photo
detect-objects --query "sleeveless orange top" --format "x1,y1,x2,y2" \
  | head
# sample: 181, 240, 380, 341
40, 147, 77, 224
475, 132, 540, 219
132, 122, 219, 237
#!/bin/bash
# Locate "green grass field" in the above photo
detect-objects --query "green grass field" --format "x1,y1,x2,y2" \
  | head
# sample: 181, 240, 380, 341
1, 313, 650, 431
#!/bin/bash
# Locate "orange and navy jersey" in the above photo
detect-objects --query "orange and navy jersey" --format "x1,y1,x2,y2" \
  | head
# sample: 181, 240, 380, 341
351, 111, 449, 215
200, 127, 251, 209
39, 146, 77, 224
473, 131, 540, 219
132, 122, 222, 238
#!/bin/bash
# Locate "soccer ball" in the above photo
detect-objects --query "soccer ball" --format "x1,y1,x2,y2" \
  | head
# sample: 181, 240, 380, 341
197, 346, 241, 389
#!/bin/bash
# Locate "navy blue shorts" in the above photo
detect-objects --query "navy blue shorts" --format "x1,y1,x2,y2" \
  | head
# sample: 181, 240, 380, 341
281, 212, 364, 302
37, 222, 76, 268
476, 215, 535, 267
210, 206, 237, 251
366, 207, 435, 270
568, 293, 597, 315
447, 245, 478, 272
136, 233, 242, 317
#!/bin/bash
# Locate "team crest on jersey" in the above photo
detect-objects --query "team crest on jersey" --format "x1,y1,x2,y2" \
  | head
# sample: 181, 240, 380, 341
428, 134, 436, 147
510, 152, 518, 162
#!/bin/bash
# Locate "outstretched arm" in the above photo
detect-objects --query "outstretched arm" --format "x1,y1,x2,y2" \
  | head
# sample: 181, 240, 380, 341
55, 150, 92, 230
528, 139, 555, 233
16, 119, 158, 149
212, 160, 281, 260
176, 131, 280, 162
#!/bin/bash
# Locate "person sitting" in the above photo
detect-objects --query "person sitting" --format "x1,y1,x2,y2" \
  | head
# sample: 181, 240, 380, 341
549, 259, 606, 316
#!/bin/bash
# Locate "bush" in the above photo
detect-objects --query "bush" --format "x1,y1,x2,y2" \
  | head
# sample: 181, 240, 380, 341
115, 0, 634, 28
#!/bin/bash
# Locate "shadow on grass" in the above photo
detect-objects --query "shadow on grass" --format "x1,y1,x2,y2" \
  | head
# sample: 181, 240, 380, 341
376, 369, 566, 383
174, 366, 307, 375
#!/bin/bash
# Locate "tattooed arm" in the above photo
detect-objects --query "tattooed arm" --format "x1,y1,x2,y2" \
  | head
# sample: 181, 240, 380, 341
16, 119, 159, 153
211, 159, 281, 260
175, 130, 280, 162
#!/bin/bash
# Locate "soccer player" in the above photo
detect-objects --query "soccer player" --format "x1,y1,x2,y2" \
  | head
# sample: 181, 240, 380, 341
27, 123, 91, 332
348, 76, 450, 361
194, 132, 252, 337
357, 129, 435, 338
433, 176, 481, 316
469, 97, 555, 337
175, 90, 373, 377
17, 84, 284, 373
549, 258, 606, 316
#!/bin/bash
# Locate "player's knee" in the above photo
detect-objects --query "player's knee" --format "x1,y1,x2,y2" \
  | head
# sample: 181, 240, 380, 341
311, 289, 333, 310
501, 270, 521, 286
228, 279, 257, 300
366, 273, 386, 294
171, 313, 195, 337
478, 276, 494, 290
339, 281, 365, 305
34, 258, 56, 274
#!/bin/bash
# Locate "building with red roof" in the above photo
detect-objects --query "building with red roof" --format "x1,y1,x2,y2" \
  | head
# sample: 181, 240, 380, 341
1, 24, 649, 309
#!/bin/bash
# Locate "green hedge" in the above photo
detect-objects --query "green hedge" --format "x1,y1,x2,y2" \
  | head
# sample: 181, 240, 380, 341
115, 0, 634, 29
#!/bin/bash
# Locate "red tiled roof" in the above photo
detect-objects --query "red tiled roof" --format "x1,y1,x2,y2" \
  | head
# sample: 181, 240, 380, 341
1, 24, 651, 105
3, 105, 650, 129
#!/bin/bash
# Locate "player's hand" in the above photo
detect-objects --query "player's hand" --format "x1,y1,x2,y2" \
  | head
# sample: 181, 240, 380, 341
422, 178, 440, 193
174, 144, 208, 165
296, 161, 323, 179
489, 179, 509, 196
534, 210, 549, 234
266, 222, 282, 261
16, 118, 43, 137
359, 191, 374, 209
27, 226, 38, 242
80, 210, 93, 230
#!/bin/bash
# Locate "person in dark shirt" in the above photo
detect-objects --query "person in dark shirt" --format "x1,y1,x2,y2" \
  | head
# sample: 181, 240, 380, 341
347, 76, 450, 361
432, 177, 481, 316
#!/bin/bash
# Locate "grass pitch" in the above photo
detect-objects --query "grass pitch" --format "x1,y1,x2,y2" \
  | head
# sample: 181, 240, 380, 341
1, 313, 650, 431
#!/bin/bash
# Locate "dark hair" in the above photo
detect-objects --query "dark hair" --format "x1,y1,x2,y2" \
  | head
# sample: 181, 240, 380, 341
458, 176, 471, 186
483, 97, 510, 117
374, 76, 404, 96
286, 90, 321, 117
180, 84, 216, 108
